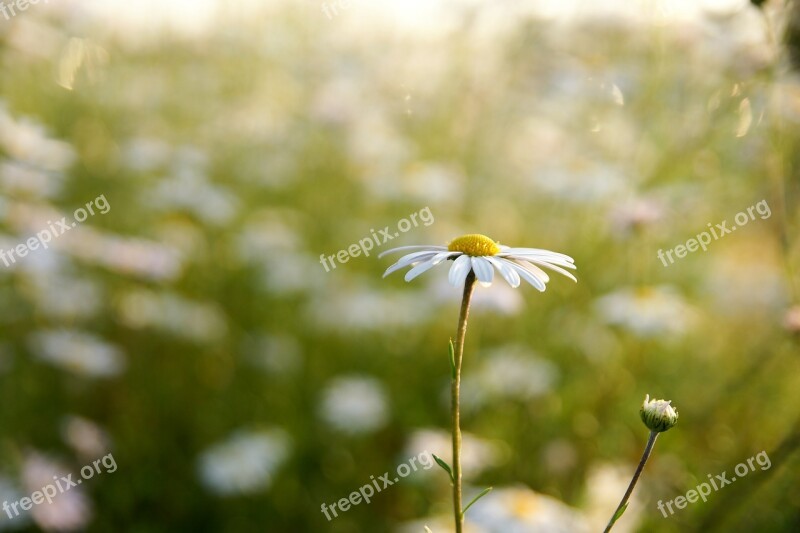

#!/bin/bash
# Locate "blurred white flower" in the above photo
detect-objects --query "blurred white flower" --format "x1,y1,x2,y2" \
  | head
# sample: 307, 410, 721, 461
783, 306, 800, 334
467, 486, 590, 533
116, 289, 227, 343
0, 161, 61, 199
0, 112, 76, 172
233, 213, 325, 295
198, 429, 290, 496
9, 244, 68, 277
584, 463, 643, 533
347, 110, 412, 175
404, 429, 504, 479
319, 376, 389, 435
61, 416, 111, 461
309, 286, 432, 331
697, 4, 773, 76
153, 219, 208, 258
461, 345, 558, 410
0, 476, 30, 530
542, 439, 578, 476
260, 250, 326, 295
704, 244, 787, 313
3, 17, 63, 60
146, 168, 238, 226
21, 453, 92, 532
20, 272, 103, 320
28, 330, 125, 378
235, 214, 302, 264
366, 163, 465, 205
310, 76, 366, 125
400, 487, 589, 533
121, 137, 172, 172
609, 198, 664, 236
4, 205, 183, 281
594, 286, 695, 338
527, 160, 629, 203
242, 334, 303, 376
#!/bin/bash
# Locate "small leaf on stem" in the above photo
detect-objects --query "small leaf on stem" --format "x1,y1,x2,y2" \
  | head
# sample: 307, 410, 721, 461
462, 486, 493, 517
610, 502, 628, 525
432, 453, 454, 482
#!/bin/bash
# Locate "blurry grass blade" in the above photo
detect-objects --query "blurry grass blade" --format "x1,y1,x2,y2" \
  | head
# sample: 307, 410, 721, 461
58, 38, 109, 90
462, 487, 493, 516
432, 453, 454, 482
736, 98, 752, 137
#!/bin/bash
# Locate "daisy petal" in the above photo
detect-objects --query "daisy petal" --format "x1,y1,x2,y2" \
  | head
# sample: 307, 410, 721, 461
378, 245, 447, 259
486, 257, 521, 288
382, 251, 440, 278
431, 251, 458, 265
501, 248, 575, 262
517, 261, 550, 283
448, 254, 472, 287
503, 253, 577, 269
507, 261, 547, 291
525, 259, 578, 282
471, 257, 494, 286
404, 258, 438, 282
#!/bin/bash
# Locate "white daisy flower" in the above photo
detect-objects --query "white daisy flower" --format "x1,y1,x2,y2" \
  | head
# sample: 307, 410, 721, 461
197, 429, 291, 496
319, 375, 389, 435
380, 233, 576, 290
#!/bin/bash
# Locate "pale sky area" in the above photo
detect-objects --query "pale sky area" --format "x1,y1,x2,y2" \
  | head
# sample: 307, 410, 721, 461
58, 0, 759, 38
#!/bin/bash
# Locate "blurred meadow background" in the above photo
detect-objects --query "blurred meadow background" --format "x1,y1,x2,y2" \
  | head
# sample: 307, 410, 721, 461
1, 0, 800, 531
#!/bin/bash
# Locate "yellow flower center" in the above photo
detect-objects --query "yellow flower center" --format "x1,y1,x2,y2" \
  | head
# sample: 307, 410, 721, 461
447, 234, 501, 256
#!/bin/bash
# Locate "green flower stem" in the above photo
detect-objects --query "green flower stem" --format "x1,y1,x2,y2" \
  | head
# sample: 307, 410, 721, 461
604, 430, 659, 533
451, 271, 476, 533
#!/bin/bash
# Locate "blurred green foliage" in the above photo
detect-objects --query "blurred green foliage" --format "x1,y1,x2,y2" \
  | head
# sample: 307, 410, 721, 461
0, 2, 799, 532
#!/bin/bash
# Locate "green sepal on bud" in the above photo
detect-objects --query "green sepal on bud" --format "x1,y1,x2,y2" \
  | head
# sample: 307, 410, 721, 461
640, 394, 678, 433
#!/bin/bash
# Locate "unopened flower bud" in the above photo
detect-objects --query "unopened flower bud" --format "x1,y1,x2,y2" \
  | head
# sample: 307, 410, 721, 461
640, 394, 678, 433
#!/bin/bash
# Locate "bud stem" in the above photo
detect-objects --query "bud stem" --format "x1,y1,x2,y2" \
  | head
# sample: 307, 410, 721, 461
604, 430, 659, 533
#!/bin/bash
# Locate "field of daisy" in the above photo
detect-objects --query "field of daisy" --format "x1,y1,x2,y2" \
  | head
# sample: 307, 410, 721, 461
0, 0, 799, 532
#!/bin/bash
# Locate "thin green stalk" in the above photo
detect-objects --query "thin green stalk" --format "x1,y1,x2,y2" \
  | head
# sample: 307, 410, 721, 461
451, 271, 476, 533
604, 431, 659, 533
